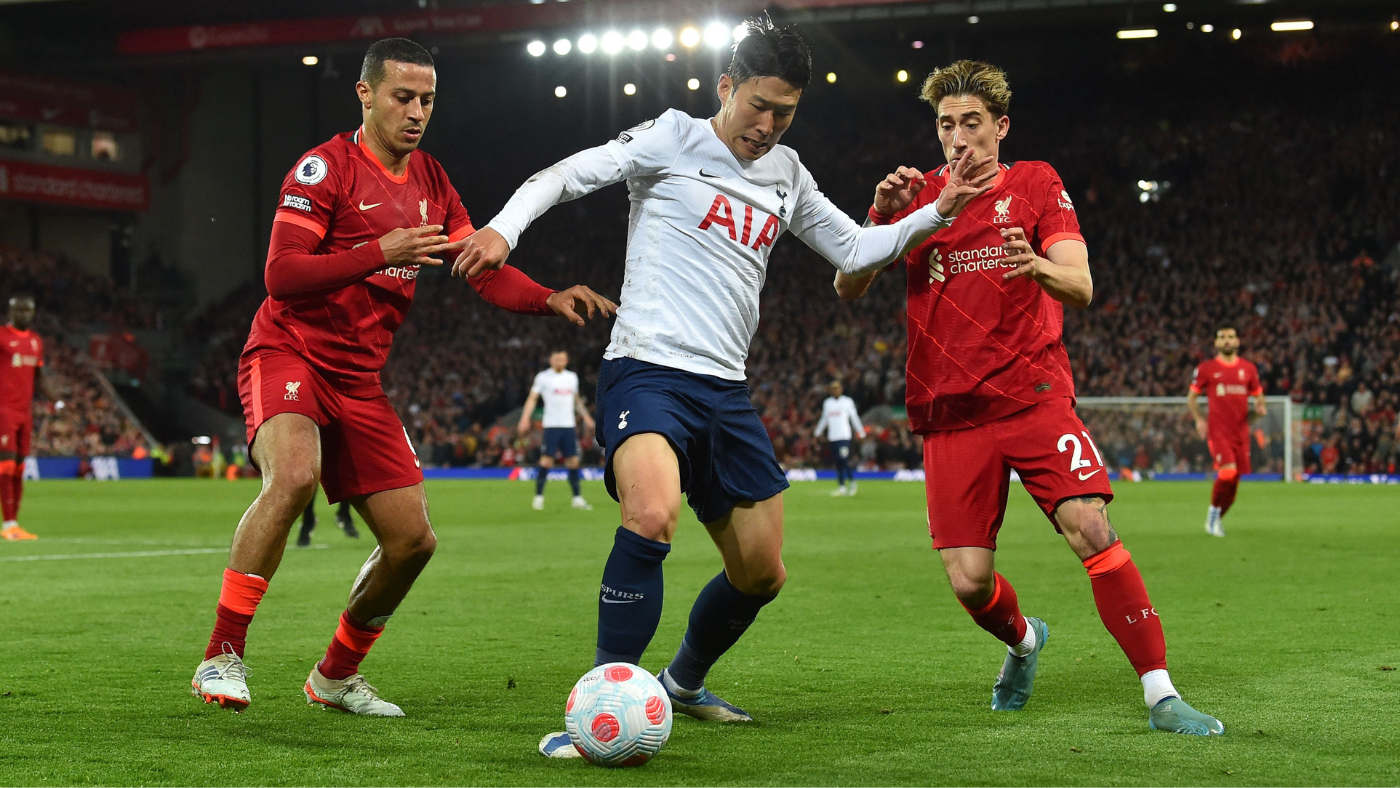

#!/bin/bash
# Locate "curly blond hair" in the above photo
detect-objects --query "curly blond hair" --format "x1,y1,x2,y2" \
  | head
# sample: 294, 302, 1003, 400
919, 60, 1012, 117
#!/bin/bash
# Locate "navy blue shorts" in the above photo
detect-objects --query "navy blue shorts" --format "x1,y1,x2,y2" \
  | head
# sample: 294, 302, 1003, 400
595, 357, 789, 524
542, 427, 579, 458
830, 440, 852, 465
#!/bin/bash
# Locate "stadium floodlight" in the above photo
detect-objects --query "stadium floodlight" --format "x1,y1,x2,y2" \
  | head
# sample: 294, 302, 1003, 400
1116, 28, 1159, 39
912, 40, 925, 48
1392, 19, 1399, 31
897, 69, 909, 83
554, 86, 568, 98
1232, 28, 1242, 39
553, 39, 572, 55
577, 34, 598, 54
527, 40, 547, 57
651, 28, 673, 50
302, 55, 319, 66
1201, 23, 1215, 32
826, 72, 837, 83
967, 15, 979, 24
702, 22, 730, 49
601, 30, 625, 54
687, 78, 701, 90
733, 24, 749, 43
627, 30, 648, 51
623, 83, 637, 96
1163, 3, 1177, 12
1270, 20, 1313, 32
679, 27, 701, 48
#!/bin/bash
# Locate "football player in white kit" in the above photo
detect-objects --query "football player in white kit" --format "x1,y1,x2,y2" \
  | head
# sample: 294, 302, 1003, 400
814, 380, 866, 496
453, 16, 995, 755
518, 349, 595, 511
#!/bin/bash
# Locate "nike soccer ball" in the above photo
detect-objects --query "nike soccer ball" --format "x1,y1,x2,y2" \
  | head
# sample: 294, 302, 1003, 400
564, 663, 672, 767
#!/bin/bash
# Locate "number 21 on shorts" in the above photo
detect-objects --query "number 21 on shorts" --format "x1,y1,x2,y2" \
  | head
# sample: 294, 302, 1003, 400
1058, 430, 1105, 480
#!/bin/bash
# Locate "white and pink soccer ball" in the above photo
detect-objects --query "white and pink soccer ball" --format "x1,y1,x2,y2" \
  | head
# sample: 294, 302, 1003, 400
564, 662, 672, 767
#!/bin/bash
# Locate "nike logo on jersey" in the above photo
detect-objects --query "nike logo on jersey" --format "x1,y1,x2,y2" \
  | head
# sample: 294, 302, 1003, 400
1077, 469, 1103, 481
698, 168, 722, 178
358, 201, 383, 211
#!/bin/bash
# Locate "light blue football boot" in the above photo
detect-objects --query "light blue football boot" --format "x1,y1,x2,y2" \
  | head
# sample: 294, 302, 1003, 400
991, 616, 1049, 711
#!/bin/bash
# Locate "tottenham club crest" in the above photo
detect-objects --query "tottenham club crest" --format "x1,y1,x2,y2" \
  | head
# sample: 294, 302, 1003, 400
294, 155, 328, 185
993, 194, 1013, 223
284, 381, 302, 401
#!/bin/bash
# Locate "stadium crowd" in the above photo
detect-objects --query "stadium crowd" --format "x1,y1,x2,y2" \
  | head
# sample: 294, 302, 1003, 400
173, 96, 1399, 476
0, 247, 152, 459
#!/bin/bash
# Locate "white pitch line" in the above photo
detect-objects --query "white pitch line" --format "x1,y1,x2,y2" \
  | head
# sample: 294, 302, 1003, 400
0, 545, 327, 562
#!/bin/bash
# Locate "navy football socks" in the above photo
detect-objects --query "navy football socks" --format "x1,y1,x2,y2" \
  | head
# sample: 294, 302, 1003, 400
666, 570, 777, 691
534, 467, 548, 495
568, 467, 581, 496
595, 526, 670, 666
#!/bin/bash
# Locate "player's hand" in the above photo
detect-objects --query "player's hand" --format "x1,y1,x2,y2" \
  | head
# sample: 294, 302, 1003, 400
547, 285, 618, 327
1194, 416, 1209, 439
379, 225, 451, 267
516, 417, 531, 435
1255, 402, 1268, 419
1000, 227, 1049, 282
451, 227, 511, 278
583, 414, 596, 430
873, 166, 926, 216
934, 153, 997, 218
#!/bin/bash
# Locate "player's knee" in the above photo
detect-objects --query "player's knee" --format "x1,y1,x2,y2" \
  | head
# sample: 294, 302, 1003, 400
734, 561, 786, 597
624, 503, 678, 542
387, 526, 436, 565
268, 466, 318, 510
946, 570, 995, 607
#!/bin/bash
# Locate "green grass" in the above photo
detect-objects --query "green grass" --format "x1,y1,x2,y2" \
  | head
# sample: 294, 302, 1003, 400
0, 479, 1397, 786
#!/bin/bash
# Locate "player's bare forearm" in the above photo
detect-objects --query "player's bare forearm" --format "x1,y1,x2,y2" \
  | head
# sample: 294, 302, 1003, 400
834, 268, 881, 300
1002, 233, 1093, 308
1186, 390, 1203, 422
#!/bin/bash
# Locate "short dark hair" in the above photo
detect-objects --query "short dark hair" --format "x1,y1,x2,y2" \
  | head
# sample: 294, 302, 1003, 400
725, 15, 812, 91
8, 292, 34, 305
361, 38, 435, 87
1216, 325, 1238, 336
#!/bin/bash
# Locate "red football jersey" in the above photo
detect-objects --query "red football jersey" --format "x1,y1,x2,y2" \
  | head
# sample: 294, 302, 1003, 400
872, 161, 1085, 432
1190, 356, 1262, 438
245, 128, 473, 396
0, 325, 43, 421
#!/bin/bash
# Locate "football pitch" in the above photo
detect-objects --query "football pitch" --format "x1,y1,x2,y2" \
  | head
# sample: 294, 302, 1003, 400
1, 479, 1396, 786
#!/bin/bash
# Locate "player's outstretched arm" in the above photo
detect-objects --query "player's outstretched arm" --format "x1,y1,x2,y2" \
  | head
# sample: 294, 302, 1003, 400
451, 146, 627, 279
797, 154, 996, 279
1000, 229, 1093, 308
264, 222, 452, 298
1187, 389, 1208, 438
467, 265, 617, 327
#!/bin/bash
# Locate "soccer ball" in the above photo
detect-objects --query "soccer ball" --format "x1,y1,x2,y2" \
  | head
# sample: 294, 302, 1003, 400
564, 662, 672, 767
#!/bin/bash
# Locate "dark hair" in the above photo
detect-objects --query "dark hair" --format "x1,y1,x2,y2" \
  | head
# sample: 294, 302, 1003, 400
1216, 325, 1238, 336
361, 38, 435, 87
8, 292, 34, 305
725, 15, 812, 91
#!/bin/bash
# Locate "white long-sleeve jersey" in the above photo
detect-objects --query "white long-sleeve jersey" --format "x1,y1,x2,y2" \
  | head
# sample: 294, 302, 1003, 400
814, 395, 865, 442
485, 109, 952, 380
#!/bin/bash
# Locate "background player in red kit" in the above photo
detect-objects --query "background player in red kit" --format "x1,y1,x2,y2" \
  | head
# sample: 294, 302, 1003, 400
190, 38, 615, 715
1188, 326, 1266, 537
0, 294, 46, 541
835, 61, 1223, 735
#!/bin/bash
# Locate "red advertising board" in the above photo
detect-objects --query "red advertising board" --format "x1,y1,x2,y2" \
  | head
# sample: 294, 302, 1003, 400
0, 159, 148, 212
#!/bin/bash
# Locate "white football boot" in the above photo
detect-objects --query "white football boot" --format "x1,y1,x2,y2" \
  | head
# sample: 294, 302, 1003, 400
571, 495, 592, 510
539, 731, 583, 758
532, 495, 545, 510
830, 485, 848, 496
1205, 506, 1225, 537
303, 665, 405, 716
191, 645, 251, 712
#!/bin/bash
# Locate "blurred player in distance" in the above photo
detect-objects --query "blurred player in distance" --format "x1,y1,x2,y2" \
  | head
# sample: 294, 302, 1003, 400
451, 15, 995, 757
1187, 326, 1265, 537
190, 38, 615, 717
518, 349, 595, 511
296, 497, 360, 548
835, 60, 1223, 735
813, 380, 865, 496
0, 294, 49, 541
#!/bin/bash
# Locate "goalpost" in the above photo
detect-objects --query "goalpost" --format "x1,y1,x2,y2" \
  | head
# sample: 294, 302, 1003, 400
1074, 396, 1300, 481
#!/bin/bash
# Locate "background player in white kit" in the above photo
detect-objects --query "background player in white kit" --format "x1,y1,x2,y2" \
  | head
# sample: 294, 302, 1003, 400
518, 349, 595, 511
453, 16, 995, 756
814, 380, 866, 496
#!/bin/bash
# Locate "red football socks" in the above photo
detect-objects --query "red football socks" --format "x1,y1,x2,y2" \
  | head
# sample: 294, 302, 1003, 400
10, 471, 22, 518
317, 610, 385, 680
961, 572, 1028, 647
205, 568, 270, 659
1211, 477, 1239, 515
0, 459, 17, 522
1083, 543, 1167, 676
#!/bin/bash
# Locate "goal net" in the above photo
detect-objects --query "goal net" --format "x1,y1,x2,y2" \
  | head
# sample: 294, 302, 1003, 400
1074, 396, 1300, 480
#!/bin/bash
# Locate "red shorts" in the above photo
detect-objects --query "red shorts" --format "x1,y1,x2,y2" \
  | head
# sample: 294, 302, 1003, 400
1208, 433, 1252, 474
0, 413, 32, 458
237, 351, 422, 503
922, 398, 1114, 550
